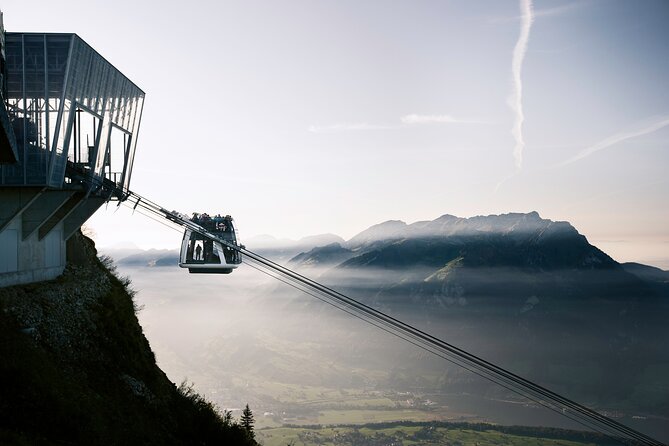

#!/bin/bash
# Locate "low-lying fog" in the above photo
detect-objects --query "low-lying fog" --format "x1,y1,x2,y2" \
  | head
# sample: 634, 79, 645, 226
112, 260, 668, 441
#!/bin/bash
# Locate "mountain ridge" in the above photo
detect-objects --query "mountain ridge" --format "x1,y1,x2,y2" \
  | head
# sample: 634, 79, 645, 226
106, 212, 668, 279
291, 211, 622, 273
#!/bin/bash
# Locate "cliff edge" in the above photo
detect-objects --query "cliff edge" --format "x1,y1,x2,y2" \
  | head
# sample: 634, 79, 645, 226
0, 231, 256, 445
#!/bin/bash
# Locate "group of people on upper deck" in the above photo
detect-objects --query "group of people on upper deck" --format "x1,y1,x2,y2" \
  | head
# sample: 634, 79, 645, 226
191, 212, 232, 233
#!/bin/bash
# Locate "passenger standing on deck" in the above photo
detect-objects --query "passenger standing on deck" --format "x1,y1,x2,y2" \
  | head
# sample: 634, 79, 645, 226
195, 243, 202, 261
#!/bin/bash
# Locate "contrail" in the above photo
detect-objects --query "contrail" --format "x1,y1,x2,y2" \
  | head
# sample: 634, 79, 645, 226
558, 116, 669, 166
509, 0, 534, 170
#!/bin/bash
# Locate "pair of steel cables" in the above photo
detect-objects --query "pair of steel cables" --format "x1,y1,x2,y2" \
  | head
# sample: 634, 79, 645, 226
93, 183, 664, 446
235, 246, 663, 446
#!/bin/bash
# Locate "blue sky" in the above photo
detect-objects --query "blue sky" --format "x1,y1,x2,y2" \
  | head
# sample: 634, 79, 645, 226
4, 0, 668, 267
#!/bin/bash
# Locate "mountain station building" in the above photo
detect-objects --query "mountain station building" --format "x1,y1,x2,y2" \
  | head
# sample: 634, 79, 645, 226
0, 12, 144, 287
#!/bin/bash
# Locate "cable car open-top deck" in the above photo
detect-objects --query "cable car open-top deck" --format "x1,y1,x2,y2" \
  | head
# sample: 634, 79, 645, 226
178, 213, 242, 274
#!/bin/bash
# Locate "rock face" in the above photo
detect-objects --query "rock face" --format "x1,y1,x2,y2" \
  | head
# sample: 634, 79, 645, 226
0, 232, 256, 445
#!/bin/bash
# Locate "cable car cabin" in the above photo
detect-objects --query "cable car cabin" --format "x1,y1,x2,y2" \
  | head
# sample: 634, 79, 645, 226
179, 214, 242, 274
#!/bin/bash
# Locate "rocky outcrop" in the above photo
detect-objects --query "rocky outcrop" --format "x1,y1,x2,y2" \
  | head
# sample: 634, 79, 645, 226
0, 231, 256, 445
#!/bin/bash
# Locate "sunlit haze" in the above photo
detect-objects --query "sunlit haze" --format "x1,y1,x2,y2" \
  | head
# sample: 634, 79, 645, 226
4, 0, 668, 267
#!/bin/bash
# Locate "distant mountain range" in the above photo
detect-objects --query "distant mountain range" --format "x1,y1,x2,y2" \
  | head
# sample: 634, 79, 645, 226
289, 211, 668, 303
244, 233, 346, 262
102, 212, 669, 418
108, 249, 178, 267
101, 233, 346, 267
104, 212, 668, 295
293, 211, 629, 270
105, 211, 668, 335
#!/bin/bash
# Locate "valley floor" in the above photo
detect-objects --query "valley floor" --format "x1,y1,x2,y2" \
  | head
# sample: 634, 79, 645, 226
256, 421, 615, 446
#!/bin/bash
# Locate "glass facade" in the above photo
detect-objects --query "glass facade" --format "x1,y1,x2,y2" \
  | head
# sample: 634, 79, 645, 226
1, 33, 144, 191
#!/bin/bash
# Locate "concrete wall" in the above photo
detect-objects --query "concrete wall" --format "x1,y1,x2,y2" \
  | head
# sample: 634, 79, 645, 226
0, 217, 66, 287
0, 188, 104, 288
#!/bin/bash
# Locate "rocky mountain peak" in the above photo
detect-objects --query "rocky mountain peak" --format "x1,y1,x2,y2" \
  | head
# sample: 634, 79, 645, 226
292, 212, 616, 272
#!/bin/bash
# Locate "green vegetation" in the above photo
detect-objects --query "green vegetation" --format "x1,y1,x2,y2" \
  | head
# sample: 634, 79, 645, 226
314, 409, 442, 425
0, 232, 257, 445
242, 403, 256, 439
257, 421, 619, 446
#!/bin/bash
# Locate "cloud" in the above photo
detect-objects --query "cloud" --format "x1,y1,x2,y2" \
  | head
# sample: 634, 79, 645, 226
490, 2, 579, 23
508, 0, 534, 171
308, 123, 393, 133
400, 114, 479, 125
558, 116, 669, 166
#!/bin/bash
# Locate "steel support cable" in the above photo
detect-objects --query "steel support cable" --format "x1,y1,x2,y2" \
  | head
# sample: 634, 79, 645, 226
125, 197, 567, 416
241, 257, 626, 440
245, 257, 499, 368
234, 247, 662, 446
239, 254, 649, 445
114, 202, 574, 427
243, 258, 556, 399
244, 259, 455, 360
120, 201, 184, 233
125, 196, 658, 445
107, 200, 636, 446
102, 182, 663, 445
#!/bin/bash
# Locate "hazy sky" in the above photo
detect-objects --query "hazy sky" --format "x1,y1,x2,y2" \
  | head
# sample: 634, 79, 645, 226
4, 0, 668, 267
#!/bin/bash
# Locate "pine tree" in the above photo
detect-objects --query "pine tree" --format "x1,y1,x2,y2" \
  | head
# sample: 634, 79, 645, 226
240, 403, 255, 439
222, 409, 233, 426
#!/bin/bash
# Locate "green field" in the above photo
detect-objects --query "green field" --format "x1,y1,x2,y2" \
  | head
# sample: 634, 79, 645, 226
316, 409, 436, 424
257, 423, 603, 446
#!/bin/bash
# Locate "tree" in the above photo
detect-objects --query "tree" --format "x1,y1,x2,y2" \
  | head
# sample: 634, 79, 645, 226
240, 403, 255, 439
222, 409, 233, 427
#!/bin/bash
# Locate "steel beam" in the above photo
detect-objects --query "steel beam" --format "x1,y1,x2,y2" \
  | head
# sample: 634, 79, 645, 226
21, 190, 74, 240
0, 187, 45, 232
38, 191, 87, 240
63, 197, 106, 240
